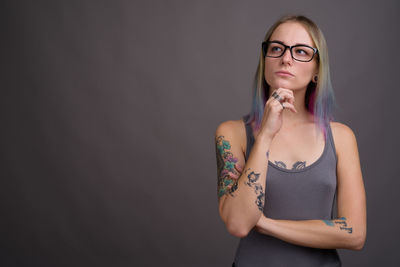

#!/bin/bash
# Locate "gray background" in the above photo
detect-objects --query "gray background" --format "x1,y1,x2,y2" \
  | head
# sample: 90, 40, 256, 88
1, 0, 399, 266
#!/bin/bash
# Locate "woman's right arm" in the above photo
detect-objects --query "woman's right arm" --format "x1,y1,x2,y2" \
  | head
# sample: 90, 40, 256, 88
215, 122, 272, 238
215, 88, 296, 238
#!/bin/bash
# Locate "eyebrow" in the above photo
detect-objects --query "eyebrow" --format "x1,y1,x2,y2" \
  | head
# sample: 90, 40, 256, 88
270, 40, 313, 47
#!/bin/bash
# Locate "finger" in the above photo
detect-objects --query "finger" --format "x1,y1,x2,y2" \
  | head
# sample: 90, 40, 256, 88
276, 88, 294, 98
270, 90, 295, 104
282, 102, 297, 113
275, 90, 295, 104
279, 89, 295, 105
277, 87, 294, 96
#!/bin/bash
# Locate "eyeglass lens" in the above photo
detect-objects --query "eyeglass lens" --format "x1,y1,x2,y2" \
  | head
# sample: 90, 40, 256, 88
267, 43, 314, 61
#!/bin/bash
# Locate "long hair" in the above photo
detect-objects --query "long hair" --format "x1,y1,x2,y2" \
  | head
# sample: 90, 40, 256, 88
245, 15, 338, 139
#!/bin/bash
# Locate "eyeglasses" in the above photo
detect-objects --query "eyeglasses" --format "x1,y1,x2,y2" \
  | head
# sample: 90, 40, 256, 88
262, 41, 318, 62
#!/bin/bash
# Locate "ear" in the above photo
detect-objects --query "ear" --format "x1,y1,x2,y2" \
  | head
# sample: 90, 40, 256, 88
312, 74, 318, 83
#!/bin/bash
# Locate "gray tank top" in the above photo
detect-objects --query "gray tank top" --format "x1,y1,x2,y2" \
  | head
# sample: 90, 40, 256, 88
233, 115, 341, 267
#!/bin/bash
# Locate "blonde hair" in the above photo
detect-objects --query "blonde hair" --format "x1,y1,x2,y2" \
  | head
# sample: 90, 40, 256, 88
246, 15, 337, 139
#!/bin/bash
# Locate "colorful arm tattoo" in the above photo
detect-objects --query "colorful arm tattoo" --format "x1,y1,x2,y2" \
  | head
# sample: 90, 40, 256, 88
322, 217, 353, 234
215, 136, 239, 198
215, 136, 265, 211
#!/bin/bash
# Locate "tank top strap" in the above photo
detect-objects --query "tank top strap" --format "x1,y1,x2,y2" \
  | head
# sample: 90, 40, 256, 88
242, 115, 255, 162
326, 122, 338, 162
326, 121, 338, 219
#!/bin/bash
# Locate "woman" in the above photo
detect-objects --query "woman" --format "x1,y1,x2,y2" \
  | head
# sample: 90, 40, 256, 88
215, 15, 366, 266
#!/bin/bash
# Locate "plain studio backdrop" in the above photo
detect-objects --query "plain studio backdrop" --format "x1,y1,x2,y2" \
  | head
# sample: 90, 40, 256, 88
1, 0, 399, 266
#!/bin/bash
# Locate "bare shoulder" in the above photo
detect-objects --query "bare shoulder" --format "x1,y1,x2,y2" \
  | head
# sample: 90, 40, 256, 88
216, 119, 245, 134
330, 121, 358, 157
330, 121, 357, 141
215, 119, 247, 154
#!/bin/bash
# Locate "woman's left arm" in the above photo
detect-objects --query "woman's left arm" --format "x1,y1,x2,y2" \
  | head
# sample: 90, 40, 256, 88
255, 122, 367, 250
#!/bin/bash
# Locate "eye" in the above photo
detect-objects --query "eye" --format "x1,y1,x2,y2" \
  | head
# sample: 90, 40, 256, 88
293, 46, 314, 56
271, 46, 282, 52
295, 48, 308, 55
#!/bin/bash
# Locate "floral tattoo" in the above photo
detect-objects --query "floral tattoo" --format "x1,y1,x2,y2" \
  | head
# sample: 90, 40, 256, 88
244, 168, 265, 211
215, 136, 239, 198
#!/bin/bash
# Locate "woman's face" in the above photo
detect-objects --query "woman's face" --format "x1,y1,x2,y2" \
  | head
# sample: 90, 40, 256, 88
264, 22, 318, 92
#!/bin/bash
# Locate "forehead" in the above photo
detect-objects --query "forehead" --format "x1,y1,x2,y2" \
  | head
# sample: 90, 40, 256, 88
270, 22, 315, 46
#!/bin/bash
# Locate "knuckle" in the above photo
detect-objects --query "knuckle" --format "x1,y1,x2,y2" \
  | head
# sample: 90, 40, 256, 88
273, 105, 280, 111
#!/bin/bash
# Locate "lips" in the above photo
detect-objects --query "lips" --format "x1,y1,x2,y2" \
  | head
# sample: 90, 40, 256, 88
275, 71, 294, 77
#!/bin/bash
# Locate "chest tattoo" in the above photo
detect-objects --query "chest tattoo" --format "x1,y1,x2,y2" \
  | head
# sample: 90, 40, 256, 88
274, 160, 306, 170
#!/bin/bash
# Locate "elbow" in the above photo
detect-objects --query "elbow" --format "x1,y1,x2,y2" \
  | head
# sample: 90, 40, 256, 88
226, 223, 251, 238
350, 233, 366, 251
223, 214, 253, 238
219, 202, 258, 238
220, 208, 252, 238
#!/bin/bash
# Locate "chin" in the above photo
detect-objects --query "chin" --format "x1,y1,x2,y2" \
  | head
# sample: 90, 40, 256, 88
270, 80, 293, 89
269, 80, 308, 92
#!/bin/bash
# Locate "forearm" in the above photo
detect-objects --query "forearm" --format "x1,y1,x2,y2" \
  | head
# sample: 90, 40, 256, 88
255, 215, 361, 250
221, 137, 271, 236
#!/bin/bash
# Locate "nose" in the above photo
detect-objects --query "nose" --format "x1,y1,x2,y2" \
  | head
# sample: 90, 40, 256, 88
281, 47, 293, 65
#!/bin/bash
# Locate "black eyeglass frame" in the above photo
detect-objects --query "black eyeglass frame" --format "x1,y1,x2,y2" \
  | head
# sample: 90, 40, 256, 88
262, 41, 319, 62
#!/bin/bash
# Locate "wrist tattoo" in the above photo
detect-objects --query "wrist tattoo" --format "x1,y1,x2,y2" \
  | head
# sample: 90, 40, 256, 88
243, 168, 265, 211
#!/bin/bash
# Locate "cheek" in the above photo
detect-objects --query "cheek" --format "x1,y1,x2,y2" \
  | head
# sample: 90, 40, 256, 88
298, 65, 316, 81
264, 60, 275, 83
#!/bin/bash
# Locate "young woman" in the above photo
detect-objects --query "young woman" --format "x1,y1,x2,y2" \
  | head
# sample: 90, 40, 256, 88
215, 15, 366, 266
